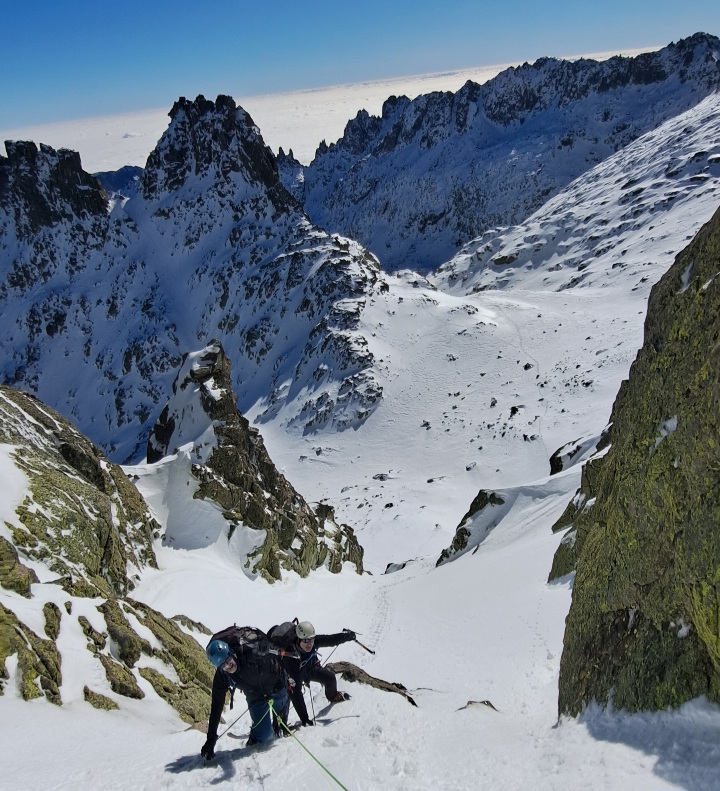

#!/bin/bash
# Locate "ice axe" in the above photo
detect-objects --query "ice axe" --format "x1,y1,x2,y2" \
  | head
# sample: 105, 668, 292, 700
344, 628, 375, 654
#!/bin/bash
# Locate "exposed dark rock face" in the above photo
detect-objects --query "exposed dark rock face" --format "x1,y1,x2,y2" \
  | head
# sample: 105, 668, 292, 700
294, 34, 720, 271
0, 141, 108, 240
147, 342, 364, 581
94, 165, 143, 201
436, 489, 507, 565
141, 95, 294, 213
552, 204, 720, 716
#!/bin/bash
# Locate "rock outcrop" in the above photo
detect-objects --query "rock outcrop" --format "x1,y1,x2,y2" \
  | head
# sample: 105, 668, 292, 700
0, 386, 158, 597
0, 385, 213, 721
551, 204, 720, 716
146, 342, 364, 581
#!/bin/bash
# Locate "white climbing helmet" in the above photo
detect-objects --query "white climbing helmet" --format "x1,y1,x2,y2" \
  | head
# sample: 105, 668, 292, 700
296, 621, 316, 640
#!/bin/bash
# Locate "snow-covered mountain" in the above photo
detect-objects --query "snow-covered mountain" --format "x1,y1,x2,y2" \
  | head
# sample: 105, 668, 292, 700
0, 96, 385, 463
2, 39, 720, 791
288, 33, 720, 272
432, 93, 720, 294
255, 94, 720, 570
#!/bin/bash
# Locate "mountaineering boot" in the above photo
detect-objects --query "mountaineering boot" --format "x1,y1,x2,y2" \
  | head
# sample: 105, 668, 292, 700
330, 691, 351, 703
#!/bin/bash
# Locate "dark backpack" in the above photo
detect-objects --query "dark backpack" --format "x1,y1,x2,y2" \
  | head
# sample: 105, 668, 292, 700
210, 624, 272, 657
208, 625, 284, 706
267, 619, 299, 651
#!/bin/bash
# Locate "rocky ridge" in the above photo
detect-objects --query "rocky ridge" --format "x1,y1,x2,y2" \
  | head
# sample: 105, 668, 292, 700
143, 341, 364, 581
431, 92, 720, 294
0, 385, 213, 721
0, 95, 385, 463
288, 33, 720, 272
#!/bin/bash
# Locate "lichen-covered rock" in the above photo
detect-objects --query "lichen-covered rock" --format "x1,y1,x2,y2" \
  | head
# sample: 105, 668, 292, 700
138, 667, 210, 724
83, 685, 119, 710
0, 603, 62, 703
78, 615, 107, 652
146, 342, 364, 582
0, 386, 159, 597
99, 654, 144, 699
98, 599, 151, 667
0, 385, 217, 723
43, 602, 61, 641
0, 535, 38, 597
126, 599, 215, 692
554, 204, 720, 716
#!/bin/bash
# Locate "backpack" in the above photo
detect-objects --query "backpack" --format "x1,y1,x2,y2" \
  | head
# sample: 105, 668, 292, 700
208, 625, 284, 707
267, 619, 299, 651
210, 624, 273, 657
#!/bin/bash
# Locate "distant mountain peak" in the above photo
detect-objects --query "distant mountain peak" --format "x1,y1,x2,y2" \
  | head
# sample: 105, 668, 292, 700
1, 140, 107, 239
141, 93, 292, 208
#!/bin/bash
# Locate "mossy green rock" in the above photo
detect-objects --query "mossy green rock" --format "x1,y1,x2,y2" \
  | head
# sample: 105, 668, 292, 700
126, 598, 215, 692
555, 205, 720, 716
78, 615, 107, 652
139, 667, 210, 724
43, 602, 62, 641
98, 599, 151, 667
0, 386, 159, 597
99, 654, 144, 699
0, 603, 62, 703
0, 535, 38, 597
83, 685, 119, 710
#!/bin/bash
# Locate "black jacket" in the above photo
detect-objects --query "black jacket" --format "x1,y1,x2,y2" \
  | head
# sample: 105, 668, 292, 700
207, 649, 286, 741
280, 632, 353, 684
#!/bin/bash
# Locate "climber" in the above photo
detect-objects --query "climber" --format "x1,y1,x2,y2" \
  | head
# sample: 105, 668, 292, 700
201, 627, 289, 761
269, 620, 355, 726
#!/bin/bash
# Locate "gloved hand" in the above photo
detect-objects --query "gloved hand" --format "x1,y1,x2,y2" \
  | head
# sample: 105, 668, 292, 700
201, 738, 216, 760
343, 630, 356, 642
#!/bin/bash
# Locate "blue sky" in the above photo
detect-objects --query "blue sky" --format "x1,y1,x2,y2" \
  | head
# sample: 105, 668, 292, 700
2, 0, 719, 128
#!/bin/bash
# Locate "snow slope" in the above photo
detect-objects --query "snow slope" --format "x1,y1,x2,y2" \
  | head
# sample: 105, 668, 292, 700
2, 50, 720, 791
2, 449, 719, 791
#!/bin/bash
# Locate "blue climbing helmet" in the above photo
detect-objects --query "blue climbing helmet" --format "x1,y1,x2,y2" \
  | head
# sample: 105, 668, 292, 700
206, 639, 231, 668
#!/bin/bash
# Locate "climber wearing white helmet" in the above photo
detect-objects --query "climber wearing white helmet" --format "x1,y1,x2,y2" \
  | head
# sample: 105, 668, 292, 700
272, 620, 355, 726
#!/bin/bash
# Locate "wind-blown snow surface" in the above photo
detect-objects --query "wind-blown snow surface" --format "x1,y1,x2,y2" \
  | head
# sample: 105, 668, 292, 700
3, 66, 720, 791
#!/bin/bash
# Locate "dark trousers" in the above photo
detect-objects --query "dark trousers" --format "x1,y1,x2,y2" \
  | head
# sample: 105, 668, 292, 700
290, 665, 339, 724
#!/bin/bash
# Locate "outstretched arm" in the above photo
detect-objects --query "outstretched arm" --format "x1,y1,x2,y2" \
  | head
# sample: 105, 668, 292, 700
315, 630, 356, 648
202, 670, 229, 758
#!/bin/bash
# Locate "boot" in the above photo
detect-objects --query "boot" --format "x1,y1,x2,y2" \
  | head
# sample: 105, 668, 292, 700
330, 691, 350, 703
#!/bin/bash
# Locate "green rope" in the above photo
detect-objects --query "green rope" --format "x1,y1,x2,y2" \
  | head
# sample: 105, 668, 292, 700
268, 700, 352, 791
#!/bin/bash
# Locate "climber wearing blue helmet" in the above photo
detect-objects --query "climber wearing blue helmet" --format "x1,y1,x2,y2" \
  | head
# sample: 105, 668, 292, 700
201, 627, 289, 761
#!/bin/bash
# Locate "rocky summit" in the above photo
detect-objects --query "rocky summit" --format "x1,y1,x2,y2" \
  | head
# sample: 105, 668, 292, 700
288, 34, 720, 272
0, 95, 385, 463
